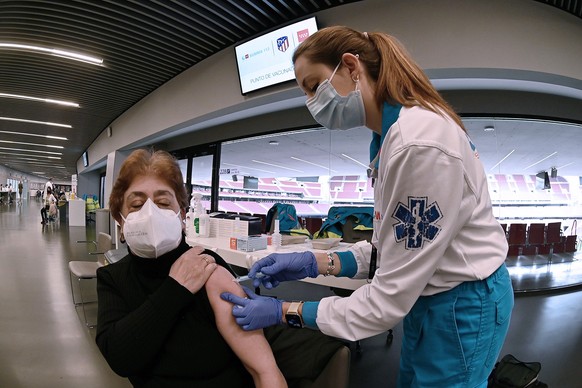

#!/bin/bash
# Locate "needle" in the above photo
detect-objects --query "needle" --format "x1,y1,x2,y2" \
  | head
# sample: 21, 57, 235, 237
233, 272, 266, 283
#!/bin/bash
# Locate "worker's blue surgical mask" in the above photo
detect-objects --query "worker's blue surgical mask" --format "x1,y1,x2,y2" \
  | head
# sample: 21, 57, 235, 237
122, 198, 182, 258
306, 59, 366, 130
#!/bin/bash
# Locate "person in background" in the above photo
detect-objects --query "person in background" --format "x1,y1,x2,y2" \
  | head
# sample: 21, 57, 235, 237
43, 177, 53, 202
96, 149, 343, 387
222, 26, 514, 388
7, 184, 13, 204
18, 180, 23, 205
57, 190, 67, 207
41, 187, 56, 224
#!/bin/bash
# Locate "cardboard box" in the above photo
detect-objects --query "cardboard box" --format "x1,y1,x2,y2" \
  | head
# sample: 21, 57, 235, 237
235, 235, 268, 252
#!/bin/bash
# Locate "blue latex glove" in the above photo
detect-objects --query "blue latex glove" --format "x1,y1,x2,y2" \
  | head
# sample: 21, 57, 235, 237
249, 251, 318, 289
220, 286, 283, 331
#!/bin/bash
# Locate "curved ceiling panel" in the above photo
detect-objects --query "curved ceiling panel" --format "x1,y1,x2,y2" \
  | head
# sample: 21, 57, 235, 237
0, 0, 578, 180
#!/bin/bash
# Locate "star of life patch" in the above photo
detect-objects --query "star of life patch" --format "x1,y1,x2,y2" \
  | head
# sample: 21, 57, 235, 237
392, 196, 442, 250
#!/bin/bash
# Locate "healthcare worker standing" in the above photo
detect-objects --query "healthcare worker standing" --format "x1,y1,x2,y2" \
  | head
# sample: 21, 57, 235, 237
221, 26, 514, 388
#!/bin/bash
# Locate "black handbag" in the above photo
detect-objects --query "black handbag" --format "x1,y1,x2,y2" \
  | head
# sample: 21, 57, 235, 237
488, 354, 546, 388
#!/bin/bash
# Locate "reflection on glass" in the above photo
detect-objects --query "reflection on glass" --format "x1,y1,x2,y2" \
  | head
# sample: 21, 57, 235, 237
216, 127, 374, 221
177, 158, 188, 186
189, 155, 213, 210
465, 118, 581, 230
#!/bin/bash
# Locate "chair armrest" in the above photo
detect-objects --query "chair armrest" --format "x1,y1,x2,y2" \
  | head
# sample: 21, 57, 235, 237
77, 240, 98, 250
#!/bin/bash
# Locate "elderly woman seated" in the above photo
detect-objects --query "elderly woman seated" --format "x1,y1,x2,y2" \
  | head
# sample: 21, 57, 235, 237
96, 149, 343, 388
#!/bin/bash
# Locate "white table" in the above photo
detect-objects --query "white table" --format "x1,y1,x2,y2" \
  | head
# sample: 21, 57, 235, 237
186, 236, 367, 291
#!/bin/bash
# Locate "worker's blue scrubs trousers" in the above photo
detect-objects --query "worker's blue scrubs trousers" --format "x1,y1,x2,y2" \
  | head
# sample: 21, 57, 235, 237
397, 264, 514, 388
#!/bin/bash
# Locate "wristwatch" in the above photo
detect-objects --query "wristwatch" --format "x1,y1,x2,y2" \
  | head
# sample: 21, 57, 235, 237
285, 301, 304, 328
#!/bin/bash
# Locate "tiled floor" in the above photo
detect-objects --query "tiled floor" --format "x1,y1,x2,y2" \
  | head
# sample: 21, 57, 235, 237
506, 252, 582, 293
1, 200, 581, 387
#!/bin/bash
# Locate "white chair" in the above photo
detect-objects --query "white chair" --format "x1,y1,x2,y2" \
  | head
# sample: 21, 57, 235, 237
68, 232, 112, 327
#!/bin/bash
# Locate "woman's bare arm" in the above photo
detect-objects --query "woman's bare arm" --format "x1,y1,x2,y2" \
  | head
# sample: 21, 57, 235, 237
205, 266, 287, 388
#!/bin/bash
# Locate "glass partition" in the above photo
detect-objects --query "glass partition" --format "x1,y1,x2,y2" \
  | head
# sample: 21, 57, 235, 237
174, 142, 218, 212
214, 119, 581, 233
465, 118, 581, 232
189, 155, 213, 211
218, 126, 373, 223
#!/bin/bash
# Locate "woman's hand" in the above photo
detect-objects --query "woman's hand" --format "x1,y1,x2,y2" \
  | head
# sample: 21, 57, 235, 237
169, 246, 217, 293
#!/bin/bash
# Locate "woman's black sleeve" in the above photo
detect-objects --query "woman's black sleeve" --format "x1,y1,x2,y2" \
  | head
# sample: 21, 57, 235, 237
95, 267, 193, 377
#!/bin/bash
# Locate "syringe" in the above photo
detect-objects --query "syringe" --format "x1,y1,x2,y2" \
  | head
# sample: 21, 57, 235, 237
233, 272, 266, 283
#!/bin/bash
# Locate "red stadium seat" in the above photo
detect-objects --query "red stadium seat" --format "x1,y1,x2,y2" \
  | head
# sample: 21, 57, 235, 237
507, 245, 522, 256
565, 235, 577, 253
538, 244, 551, 255
522, 245, 537, 256
508, 223, 527, 245
552, 238, 565, 254
546, 222, 562, 244
527, 223, 545, 245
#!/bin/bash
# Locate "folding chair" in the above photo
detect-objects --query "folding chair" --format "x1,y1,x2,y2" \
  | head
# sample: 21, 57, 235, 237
508, 223, 527, 245
565, 220, 578, 253
545, 222, 562, 244
507, 223, 526, 257
546, 222, 562, 260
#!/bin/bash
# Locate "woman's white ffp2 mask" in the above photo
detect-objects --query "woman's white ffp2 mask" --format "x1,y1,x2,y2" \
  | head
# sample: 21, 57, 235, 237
122, 198, 182, 258
306, 59, 366, 130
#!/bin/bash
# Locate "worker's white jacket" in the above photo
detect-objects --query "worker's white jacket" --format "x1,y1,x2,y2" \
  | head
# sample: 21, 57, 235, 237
316, 106, 508, 341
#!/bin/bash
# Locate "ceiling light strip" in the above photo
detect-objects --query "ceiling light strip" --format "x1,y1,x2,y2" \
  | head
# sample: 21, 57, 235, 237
0, 93, 79, 108
489, 149, 515, 172
522, 152, 558, 171
252, 160, 304, 173
290, 156, 337, 173
341, 154, 369, 169
0, 130, 67, 141
0, 156, 52, 162
222, 162, 276, 175
0, 140, 63, 149
0, 43, 103, 65
0, 116, 72, 128
13, 162, 66, 167
0, 146, 61, 155
0, 151, 61, 159
557, 162, 574, 169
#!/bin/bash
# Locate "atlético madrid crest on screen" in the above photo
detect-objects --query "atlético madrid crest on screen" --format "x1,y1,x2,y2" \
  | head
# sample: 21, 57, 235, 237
277, 36, 289, 52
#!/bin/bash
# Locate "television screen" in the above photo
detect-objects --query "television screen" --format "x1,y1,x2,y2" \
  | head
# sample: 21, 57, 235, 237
82, 151, 88, 167
535, 171, 551, 190
243, 176, 259, 190
235, 16, 318, 94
